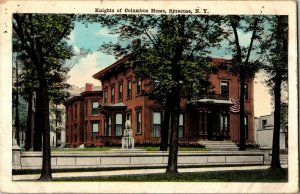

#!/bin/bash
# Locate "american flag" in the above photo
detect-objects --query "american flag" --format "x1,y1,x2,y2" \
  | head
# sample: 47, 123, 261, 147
230, 98, 240, 113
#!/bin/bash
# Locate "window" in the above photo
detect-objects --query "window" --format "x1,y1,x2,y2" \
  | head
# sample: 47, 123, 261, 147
220, 81, 229, 96
111, 86, 115, 103
126, 112, 131, 122
74, 124, 77, 142
179, 113, 184, 138
105, 116, 111, 136
136, 110, 141, 134
85, 100, 88, 115
244, 84, 248, 100
115, 113, 123, 136
262, 119, 267, 129
92, 101, 99, 115
103, 89, 108, 103
244, 116, 248, 139
153, 112, 161, 137
92, 122, 99, 133
127, 79, 132, 98
74, 104, 77, 119
220, 114, 229, 134
56, 110, 62, 123
136, 77, 142, 95
118, 82, 123, 101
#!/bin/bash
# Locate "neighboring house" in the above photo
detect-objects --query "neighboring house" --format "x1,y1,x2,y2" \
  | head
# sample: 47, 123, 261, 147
64, 83, 102, 147
255, 112, 287, 150
49, 103, 66, 147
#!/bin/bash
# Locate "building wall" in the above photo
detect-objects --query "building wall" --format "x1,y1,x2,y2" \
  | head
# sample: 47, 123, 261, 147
64, 85, 102, 147
256, 112, 287, 150
96, 58, 255, 144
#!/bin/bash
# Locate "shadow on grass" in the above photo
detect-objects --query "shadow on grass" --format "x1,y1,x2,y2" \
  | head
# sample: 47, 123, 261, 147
49, 168, 288, 182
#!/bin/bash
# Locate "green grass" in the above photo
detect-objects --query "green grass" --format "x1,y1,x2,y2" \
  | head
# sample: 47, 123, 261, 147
51, 169, 288, 182
52, 146, 207, 152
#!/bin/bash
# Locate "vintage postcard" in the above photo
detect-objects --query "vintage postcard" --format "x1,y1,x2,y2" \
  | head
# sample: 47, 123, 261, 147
0, 0, 298, 193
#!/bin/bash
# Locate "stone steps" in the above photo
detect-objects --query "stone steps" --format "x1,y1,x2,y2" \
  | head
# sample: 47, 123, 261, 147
199, 141, 239, 151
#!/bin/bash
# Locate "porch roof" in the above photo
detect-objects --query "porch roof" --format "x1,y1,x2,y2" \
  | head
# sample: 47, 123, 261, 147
98, 103, 127, 114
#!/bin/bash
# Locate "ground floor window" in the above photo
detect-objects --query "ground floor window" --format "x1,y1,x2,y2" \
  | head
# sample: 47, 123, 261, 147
92, 122, 99, 140
115, 113, 123, 136
244, 115, 248, 139
104, 116, 112, 136
136, 110, 141, 134
153, 112, 161, 137
220, 114, 229, 135
179, 113, 184, 138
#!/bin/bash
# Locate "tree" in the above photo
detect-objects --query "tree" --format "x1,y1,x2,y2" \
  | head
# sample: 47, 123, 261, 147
81, 15, 223, 173
225, 16, 263, 150
13, 14, 75, 180
260, 16, 288, 169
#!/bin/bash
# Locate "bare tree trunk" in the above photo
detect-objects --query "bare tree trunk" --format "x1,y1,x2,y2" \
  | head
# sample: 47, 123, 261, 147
14, 60, 20, 146
25, 92, 33, 151
160, 97, 171, 151
270, 73, 282, 169
39, 80, 52, 180
33, 88, 42, 151
166, 88, 180, 173
239, 72, 246, 150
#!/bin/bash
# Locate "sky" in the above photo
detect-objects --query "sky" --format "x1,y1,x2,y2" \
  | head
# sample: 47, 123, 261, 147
66, 20, 273, 117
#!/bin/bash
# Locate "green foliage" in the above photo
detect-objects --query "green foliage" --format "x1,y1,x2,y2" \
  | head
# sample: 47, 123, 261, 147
13, 14, 76, 104
259, 16, 288, 89
80, 15, 225, 103
224, 15, 265, 77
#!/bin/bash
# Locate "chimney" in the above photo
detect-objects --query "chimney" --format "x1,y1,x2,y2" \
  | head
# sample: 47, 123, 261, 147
86, 83, 93, 91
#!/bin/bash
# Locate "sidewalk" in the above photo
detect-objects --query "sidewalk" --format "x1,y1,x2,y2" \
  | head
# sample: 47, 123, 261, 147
12, 164, 288, 181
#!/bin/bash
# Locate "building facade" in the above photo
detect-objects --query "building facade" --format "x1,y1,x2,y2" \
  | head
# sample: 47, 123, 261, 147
64, 83, 102, 147
89, 56, 254, 146
255, 112, 287, 150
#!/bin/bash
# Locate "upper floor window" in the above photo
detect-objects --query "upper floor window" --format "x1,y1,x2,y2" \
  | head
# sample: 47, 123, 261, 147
92, 101, 99, 115
262, 119, 267, 129
85, 100, 88, 115
103, 89, 108, 104
127, 79, 132, 99
74, 104, 77, 119
111, 86, 115, 103
136, 77, 142, 95
220, 81, 229, 96
244, 84, 248, 100
118, 82, 123, 102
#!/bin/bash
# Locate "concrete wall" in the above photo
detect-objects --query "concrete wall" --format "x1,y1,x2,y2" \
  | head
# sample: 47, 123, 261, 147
257, 129, 287, 149
13, 150, 267, 170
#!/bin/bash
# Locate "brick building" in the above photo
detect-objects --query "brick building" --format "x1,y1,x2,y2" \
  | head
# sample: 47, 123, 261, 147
65, 56, 254, 147
64, 83, 102, 147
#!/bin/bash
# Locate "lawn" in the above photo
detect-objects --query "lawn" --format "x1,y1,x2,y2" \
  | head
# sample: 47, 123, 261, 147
51, 169, 288, 182
52, 146, 207, 152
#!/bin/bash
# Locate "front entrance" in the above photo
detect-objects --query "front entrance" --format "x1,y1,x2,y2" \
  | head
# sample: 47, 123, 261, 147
189, 109, 230, 141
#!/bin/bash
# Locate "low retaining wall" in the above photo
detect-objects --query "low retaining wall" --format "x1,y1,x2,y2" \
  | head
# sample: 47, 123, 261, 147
13, 149, 268, 170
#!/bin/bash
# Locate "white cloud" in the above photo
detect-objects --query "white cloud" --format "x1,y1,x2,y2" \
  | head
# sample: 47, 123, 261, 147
67, 51, 114, 88
96, 28, 118, 38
